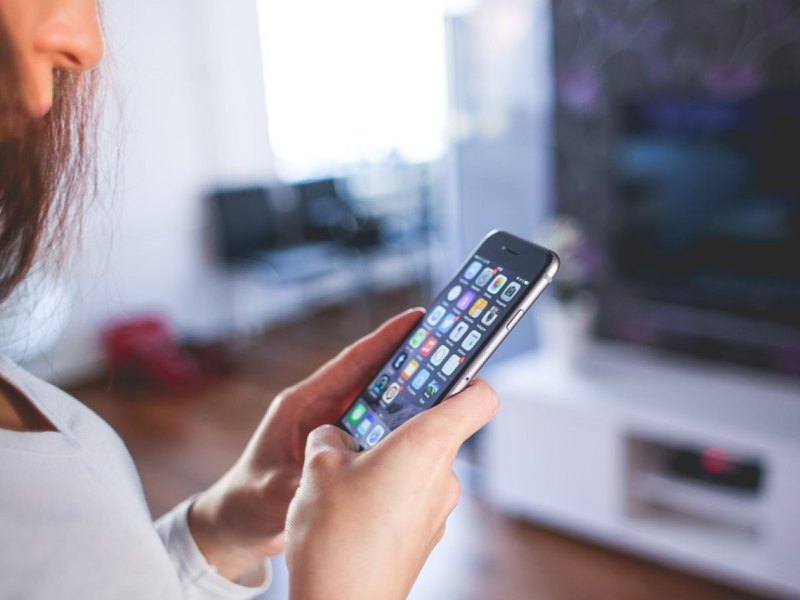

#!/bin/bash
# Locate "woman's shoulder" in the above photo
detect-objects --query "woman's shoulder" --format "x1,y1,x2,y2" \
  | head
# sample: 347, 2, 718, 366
0, 354, 129, 459
0, 353, 87, 430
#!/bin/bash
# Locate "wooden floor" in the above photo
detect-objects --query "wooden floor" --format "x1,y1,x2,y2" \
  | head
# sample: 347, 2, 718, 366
71, 290, 766, 600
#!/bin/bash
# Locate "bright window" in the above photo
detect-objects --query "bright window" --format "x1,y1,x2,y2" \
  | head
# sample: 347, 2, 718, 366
257, 0, 449, 179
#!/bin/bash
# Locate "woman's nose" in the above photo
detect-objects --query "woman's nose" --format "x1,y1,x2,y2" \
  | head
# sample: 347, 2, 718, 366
34, 0, 105, 73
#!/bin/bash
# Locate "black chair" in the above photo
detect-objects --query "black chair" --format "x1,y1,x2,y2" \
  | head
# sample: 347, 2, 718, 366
209, 184, 346, 282
295, 178, 382, 250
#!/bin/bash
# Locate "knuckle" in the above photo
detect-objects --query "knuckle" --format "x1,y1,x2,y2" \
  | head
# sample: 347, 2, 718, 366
446, 474, 462, 509
305, 425, 345, 471
338, 342, 358, 362
487, 389, 500, 415
474, 380, 500, 415
434, 524, 447, 544
274, 384, 300, 407
306, 445, 340, 472
312, 423, 339, 437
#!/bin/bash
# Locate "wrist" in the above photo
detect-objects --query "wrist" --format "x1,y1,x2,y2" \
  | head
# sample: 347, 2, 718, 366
188, 493, 265, 582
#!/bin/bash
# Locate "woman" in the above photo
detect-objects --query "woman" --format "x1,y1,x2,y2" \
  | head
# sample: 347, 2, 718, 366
0, 1, 499, 598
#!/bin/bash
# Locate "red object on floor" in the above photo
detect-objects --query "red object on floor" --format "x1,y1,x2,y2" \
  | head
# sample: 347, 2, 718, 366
102, 316, 200, 387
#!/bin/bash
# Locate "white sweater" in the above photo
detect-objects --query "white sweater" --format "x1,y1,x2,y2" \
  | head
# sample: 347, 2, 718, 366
0, 354, 271, 599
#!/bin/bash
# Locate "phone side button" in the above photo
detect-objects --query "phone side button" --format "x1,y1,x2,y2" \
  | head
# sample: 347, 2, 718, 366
505, 309, 524, 331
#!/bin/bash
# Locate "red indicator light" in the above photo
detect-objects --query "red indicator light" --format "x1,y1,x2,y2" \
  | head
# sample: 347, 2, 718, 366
701, 447, 731, 475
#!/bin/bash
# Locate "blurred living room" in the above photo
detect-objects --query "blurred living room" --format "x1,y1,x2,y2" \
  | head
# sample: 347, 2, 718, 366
5, 0, 800, 598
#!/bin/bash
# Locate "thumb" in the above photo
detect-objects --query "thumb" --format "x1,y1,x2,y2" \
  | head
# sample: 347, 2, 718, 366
400, 377, 500, 452
305, 424, 360, 463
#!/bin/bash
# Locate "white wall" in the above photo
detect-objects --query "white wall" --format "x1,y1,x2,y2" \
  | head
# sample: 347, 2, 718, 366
21, 0, 274, 384
441, 0, 555, 364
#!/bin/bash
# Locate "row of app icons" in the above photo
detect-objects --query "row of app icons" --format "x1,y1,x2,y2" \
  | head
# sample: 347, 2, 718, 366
461, 261, 522, 301
373, 347, 463, 402
426, 299, 501, 331
346, 402, 386, 446
411, 324, 482, 355
377, 367, 446, 406
440, 282, 519, 323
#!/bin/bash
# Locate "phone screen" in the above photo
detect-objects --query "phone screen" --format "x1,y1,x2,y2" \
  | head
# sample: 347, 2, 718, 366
338, 246, 544, 449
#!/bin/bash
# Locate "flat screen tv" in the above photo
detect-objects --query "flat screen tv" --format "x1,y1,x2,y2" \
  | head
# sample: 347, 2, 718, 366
552, 0, 800, 375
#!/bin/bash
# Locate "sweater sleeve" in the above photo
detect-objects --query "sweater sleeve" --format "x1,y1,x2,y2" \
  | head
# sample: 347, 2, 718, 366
155, 497, 272, 600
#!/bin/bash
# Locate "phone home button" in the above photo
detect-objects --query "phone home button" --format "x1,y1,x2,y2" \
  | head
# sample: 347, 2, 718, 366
505, 309, 524, 331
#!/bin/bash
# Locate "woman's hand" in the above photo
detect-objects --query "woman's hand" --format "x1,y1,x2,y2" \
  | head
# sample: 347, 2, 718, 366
285, 377, 499, 600
187, 308, 425, 582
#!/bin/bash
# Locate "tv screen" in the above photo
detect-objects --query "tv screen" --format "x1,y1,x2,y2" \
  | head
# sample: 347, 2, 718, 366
551, 0, 800, 374
614, 93, 800, 328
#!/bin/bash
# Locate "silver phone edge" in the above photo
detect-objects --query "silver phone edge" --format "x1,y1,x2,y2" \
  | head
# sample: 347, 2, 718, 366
446, 254, 560, 398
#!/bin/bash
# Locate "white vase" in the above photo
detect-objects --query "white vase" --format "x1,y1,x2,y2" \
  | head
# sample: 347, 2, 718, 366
536, 292, 598, 371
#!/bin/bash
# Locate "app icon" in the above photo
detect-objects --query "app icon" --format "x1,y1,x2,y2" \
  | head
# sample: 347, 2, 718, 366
391, 352, 408, 370
409, 328, 427, 348
430, 345, 450, 366
424, 380, 441, 398
356, 414, 375, 436
347, 402, 367, 424
446, 285, 462, 302
366, 425, 385, 447
461, 330, 482, 351
481, 306, 500, 327
501, 282, 521, 301
420, 337, 438, 357
382, 382, 403, 404
371, 374, 390, 396
456, 290, 477, 311
438, 313, 457, 333
468, 298, 489, 318
487, 274, 508, 295
401, 359, 420, 380
464, 261, 482, 280
449, 322, 469, 342
411, 369, 431, 390
426, 306, 446, 327
442, 354, 462, 376
475, 267, 495, 288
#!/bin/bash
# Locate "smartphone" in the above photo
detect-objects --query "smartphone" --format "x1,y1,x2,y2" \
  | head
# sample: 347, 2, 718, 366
337, 230, 559, 449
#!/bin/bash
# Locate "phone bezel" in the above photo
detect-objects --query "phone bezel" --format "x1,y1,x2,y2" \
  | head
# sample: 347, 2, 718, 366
459, 229, 558, 292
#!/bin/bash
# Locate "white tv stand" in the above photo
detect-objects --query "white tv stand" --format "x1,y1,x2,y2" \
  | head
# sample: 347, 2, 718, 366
483, 342, 800, 598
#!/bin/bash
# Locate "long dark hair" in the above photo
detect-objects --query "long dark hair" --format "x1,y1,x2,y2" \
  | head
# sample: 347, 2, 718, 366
0, 20, 100, 303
